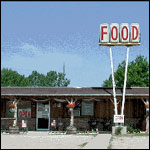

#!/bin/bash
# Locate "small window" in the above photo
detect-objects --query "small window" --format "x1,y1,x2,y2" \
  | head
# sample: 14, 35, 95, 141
81, 101, 94, 116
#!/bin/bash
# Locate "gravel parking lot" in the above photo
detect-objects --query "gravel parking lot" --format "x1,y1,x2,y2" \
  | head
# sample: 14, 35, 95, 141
2, 132, 149, 149
109, 135, 149, 149
1, 132, 94, 149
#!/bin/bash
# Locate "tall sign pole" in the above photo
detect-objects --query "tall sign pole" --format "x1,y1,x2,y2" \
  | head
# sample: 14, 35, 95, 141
109, 46, 118, 116
99, 23, 140, 127
121, 46, 130, 116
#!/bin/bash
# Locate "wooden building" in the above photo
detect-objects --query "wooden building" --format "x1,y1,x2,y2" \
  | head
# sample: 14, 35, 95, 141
1, 87, 149, 131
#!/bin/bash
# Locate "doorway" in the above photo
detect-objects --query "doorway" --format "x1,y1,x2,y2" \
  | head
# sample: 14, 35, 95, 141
36, 102, 50, 131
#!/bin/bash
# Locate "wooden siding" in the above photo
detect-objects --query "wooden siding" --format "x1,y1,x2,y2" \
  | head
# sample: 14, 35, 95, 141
94, 99, 145, 119
1, 100, 6, 117
31, 102, 36, 118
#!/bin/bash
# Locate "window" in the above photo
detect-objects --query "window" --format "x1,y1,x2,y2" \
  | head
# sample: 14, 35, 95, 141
81, 101, 94, 116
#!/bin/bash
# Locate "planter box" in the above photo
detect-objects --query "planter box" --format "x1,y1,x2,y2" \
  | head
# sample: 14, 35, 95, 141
66, 126, 77, 134
49, 131, 67, 135
9, 126, 19, 134
78, 132, 98, 135
112, 126, 127, 135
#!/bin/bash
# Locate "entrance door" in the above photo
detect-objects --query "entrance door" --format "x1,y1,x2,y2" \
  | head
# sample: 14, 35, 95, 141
36, 102, 50, 131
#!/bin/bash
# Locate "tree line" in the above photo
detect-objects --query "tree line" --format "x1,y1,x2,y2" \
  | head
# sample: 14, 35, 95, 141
103, 55, 149, 87
1, 69, 70, 87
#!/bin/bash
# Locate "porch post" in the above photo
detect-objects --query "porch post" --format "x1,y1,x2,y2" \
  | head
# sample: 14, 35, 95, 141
70, 108, 74, 127
145, 99, 149, 133
141, 98, 149, 133
13, 98, 19, 127
66, 98, 77, 134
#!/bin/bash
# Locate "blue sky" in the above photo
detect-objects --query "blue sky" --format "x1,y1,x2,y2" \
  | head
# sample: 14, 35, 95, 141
1, 1, 149, 87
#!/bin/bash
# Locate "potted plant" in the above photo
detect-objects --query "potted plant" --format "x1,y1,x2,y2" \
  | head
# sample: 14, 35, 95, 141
9, 104, 15, 113
66, 102, 75, 109
8, 100, 20, 134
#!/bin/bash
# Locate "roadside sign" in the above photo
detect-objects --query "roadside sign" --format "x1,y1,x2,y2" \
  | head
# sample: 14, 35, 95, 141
99, 23, 140, 45
114, 115, 124, 123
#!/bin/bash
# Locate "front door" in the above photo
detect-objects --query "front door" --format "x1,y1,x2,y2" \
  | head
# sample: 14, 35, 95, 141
36, 102, 50, 131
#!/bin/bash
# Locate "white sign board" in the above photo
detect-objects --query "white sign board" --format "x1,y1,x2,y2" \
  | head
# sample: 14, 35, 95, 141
100, 24, 109, 43
114, 115, 124, 123
120, 23, 129, 43
110, 23, 119, 43
99, 23, 140, 45
130, 23, 140, 43
21, 120, 27, 128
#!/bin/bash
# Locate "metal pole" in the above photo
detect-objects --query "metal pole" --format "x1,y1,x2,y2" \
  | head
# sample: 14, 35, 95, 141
121, 46, 130, 115
109, 46, 118, 116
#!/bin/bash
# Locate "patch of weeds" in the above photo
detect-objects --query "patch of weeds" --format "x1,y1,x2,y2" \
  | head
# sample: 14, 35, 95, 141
114, 133, 149, 137
127, 126, 141, 134
134, 128, 140, 133
115, 127, 122, 135
107, 136, 114, 149
132, 133, 149, 136
92, 134, 98, 137
79, 142, 88, 148
127, 126, 134, 134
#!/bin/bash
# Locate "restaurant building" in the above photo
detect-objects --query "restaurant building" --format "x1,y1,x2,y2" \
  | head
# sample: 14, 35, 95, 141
1, 87, 149, 132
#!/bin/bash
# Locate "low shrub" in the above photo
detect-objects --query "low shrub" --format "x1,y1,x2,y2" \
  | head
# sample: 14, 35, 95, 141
115, 127, 122, 135
127, 126, 141, 134
127, 126, 134, 134
134, 128, 141, 133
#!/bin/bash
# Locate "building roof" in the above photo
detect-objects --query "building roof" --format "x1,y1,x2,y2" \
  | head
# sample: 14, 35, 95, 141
1, 87, 149, 98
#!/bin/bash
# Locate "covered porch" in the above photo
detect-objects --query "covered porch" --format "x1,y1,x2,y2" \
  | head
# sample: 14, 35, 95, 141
1, 87, 149, 132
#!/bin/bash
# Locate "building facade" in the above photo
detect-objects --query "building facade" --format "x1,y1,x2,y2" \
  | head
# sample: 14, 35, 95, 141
1, 87, 149, 132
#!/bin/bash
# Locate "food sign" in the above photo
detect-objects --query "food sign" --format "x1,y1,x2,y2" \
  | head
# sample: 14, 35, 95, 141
100, 23, 140, 45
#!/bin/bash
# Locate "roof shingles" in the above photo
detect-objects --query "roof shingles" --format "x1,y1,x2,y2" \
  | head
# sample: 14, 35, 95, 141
1, 87, 149, 97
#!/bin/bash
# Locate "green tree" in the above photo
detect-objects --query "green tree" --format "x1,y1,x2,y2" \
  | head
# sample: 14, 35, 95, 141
1, 68, 31, 87
45, 71, 58, 86
1, 68, 70, 87
57, 72, 70, 87
27, 71, 47, 87
45, 71, 70, 87
103, 55, 149, 87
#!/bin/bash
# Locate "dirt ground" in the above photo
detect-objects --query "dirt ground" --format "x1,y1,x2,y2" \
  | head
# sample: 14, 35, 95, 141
1, 132, 149, 149
1, 132, 94, 149
109, 135, 149, 149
